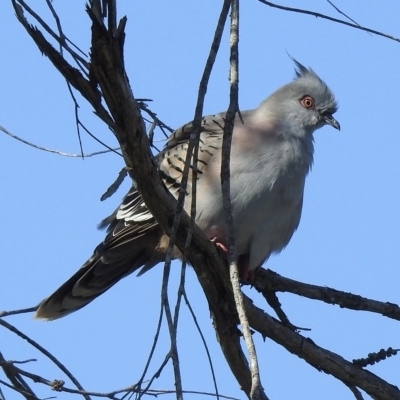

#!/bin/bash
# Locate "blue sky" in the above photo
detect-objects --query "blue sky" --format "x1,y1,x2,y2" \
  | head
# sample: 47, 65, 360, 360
1, 1, 400, 399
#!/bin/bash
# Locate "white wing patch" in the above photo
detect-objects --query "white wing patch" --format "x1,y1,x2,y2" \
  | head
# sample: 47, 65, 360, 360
116, 194, 154, 223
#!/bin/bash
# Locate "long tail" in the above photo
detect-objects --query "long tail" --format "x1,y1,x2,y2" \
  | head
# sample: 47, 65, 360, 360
34, 226, 170, 320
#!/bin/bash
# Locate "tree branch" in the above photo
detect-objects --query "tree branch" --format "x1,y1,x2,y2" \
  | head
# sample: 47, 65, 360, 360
244, 296, 400, 400
254, 268, 400, 321
87, 1, 252, 397
0, 319, 90, 399
0, 125, 119, 158
221, 1, 266, 399
258, 0, 400, 43
8, 1, 400, 399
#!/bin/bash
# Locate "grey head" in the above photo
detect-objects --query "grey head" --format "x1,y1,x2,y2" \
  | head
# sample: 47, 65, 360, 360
261, 59, 339, 137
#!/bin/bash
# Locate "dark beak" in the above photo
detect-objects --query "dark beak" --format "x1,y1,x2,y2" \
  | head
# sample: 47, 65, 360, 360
323, 114, 340, 130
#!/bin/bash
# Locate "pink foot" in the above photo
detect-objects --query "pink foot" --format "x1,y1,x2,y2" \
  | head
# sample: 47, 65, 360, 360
210, 237, 228, 256
210, 242, 255, 284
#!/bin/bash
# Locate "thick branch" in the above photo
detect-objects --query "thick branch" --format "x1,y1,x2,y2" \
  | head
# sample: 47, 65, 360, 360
255, 269, 400, 321
245, 296, 400, 400
87, 1, 252, 396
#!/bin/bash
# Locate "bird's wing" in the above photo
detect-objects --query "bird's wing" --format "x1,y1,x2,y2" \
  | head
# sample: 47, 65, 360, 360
99, 112, 229, 249
95, 186, 159, 262
34, 112, 230, 320
157, 113, 227, 199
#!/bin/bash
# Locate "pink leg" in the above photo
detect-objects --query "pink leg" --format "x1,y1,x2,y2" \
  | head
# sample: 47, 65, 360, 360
210, 237, 228, 255
210, 238, 254, 283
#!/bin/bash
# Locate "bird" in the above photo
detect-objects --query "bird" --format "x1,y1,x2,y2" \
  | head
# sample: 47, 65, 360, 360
35, 59, 339, 320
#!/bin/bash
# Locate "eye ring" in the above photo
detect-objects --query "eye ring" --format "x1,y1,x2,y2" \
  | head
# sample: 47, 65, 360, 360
300, 95, 315, 109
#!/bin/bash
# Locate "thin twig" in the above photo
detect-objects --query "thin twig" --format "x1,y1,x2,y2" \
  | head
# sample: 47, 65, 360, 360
0, 125, 118, 158
160, 257, 183, 400
78, 121, 122, 157
221, 2, 265, 400
136, 354, 171, 400
0, 376, 240, 400
15, 0, 89, 67
261, 289, 310, 331
0, 379, 39, 400
177, 1, 254, 395
0, 351, 38, 400
258, 0, 400, 42
2, 358, 238, 400
137, 102, 174, 136
12, 0, 117, 130
0, 357, 59, 393
44, 0, 87, 58
67, 83, 85, 157
135, 287, 164, 399
173, 262, 186, 334
7, 360, 36, 366
0, 307, 37, 318
46, 0, 87, 156
183, 290, 220, 399
326, 0, 371, 36
0, 319, 90, 400
45, 0, 90, 65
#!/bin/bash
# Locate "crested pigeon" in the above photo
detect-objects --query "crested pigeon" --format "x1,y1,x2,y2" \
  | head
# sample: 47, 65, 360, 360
35, 60, 339, 320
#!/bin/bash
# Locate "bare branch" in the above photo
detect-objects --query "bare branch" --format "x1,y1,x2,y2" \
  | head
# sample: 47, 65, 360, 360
161, 261, 183, 399
254, 268, 400, 321
0, 379, 39, 400
138, 353, 171, 399
244, 296, 400, 400
0, 307, 37, 318
0, 125, 119, 158
1, 355, 240, 400
261, 289, 310, 332
12, 1, 115, 128
258, 0, 400, 42
0, 351, 37, 400
177, 1, 254, 395
78, 121, 123, 156
0, 319, 90, 399
135, 293, 165, 397
183, 289, 220, 398
15, 0, 89, 69
221, 1, 266, 400
10, 6, 243, 397
345, 384, 364, 400
137, 101, 174, 136
10, 1, 400, 399
326, 0, 370, 34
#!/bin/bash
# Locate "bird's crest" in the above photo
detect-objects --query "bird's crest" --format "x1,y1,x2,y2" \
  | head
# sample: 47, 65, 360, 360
289, 55, 338, 113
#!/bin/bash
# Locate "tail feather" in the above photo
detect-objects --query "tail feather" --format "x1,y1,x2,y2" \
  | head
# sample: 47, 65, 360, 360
34, 186, 183, 321
34, 228, 169, 320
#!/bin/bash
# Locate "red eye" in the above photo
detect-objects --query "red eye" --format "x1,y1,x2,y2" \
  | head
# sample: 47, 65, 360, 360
300, 96, 315, 109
